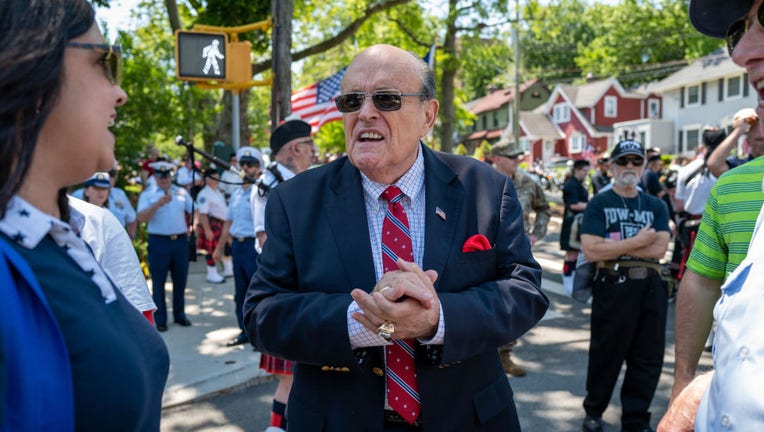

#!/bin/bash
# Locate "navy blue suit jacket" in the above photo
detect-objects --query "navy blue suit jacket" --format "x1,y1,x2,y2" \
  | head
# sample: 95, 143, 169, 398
244, 145, 548, 431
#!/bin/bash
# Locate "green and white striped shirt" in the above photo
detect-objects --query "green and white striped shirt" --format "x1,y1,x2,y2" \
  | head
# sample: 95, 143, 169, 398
687, 156, 764, 280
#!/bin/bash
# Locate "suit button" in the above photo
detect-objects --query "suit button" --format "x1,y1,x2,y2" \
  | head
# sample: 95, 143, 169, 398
321, 366, 331, 371
340, 367, 350, 372
373, 367, 384, 376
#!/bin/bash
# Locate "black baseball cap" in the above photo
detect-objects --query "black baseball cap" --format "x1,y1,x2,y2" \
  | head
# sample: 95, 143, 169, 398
689, 0, 751, 38
610, 140, 645, 161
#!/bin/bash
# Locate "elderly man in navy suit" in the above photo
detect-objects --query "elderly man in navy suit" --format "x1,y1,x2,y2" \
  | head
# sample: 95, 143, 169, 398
244, 44, 548, 432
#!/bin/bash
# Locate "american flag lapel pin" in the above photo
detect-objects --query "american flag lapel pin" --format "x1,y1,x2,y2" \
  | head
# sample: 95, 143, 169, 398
435, 206, 446, 221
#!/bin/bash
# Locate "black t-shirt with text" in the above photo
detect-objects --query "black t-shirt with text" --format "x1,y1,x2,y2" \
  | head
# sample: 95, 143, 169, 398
581, 190, 669, 246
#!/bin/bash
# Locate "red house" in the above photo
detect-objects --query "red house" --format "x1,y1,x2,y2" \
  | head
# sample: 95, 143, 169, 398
538, 78, 658, 162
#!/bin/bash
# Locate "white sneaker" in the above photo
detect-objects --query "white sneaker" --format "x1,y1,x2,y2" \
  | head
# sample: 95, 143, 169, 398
223, 258, 234, 277
206, 266, 225, 283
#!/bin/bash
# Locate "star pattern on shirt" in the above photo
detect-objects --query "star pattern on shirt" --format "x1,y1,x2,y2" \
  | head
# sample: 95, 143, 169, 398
12, 232, 25, 243
18, 209, 29, 217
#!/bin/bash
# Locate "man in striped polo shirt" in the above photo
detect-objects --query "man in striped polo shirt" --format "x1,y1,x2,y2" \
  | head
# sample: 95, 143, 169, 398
672, 117, 764, 401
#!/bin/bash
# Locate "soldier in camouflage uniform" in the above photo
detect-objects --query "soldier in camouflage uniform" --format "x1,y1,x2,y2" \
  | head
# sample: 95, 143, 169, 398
491, 140, 551, 376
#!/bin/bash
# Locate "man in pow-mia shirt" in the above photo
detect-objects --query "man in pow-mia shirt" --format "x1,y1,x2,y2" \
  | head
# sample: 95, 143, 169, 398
578, 139, 670, 432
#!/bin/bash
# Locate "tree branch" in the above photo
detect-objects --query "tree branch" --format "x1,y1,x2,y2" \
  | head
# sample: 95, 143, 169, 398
388, 17, 433, 48
251, 0, 412, 75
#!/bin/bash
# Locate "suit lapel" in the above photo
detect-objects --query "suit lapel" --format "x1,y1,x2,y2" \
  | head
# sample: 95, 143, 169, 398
325, 159, 377, 292
421, 147, 463, 288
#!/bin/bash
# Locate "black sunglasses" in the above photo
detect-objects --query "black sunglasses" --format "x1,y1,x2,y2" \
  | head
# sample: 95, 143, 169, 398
613, 156, 644, 167
241, 161, 260, 168
335, 91, 428, 113
726, 3, 764, 56
67, 42, 122, 85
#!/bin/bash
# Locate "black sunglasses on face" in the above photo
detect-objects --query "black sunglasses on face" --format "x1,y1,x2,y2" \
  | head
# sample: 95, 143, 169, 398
613, 156, 644, 166
726, 3, 764, 56
335, 91, 428, 113
241, 161, 260, 168
67, 42, 122, 85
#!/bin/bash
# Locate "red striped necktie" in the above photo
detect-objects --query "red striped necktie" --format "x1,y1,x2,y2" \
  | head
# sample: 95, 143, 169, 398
380, 186, 420, 424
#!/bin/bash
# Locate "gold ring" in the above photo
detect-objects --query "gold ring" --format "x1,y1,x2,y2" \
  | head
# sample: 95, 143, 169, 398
377, 321, 395, 340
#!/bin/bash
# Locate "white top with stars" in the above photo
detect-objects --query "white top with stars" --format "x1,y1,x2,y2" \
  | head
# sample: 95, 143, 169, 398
347, 145, 445, 348
0, 195, 117, 303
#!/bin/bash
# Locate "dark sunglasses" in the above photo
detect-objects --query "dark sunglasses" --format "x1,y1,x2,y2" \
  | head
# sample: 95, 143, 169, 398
241, 161, 260, 168
335, 91, 428, 113
613, 156, 644, 166
67, 42, 122, 85
725, 3, 764, 56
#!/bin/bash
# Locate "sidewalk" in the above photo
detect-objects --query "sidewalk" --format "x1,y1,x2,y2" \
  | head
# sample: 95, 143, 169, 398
153, 258, 270, 409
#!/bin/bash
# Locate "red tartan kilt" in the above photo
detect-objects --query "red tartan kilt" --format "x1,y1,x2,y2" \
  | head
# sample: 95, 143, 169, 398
259, 354, 294, 375
197, 216, 223, 254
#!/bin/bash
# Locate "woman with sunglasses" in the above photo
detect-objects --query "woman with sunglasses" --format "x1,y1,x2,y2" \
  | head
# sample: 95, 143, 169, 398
0, 1, 169, 430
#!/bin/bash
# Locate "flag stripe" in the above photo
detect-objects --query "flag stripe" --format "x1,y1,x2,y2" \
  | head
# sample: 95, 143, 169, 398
291, 68, 347, 134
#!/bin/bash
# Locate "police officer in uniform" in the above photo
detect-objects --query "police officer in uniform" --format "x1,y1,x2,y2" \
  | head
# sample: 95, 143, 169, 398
579, 140, 670, 432
491, 140, 551, 376
137, 161, 194, 332
214, 146, 263, 347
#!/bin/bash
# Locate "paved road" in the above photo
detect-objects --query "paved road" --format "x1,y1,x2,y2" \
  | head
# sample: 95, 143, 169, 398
162, 200, 714, 431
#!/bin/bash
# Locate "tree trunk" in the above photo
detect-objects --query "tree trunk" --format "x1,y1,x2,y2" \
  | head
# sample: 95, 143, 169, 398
214, 90, 251, 151
437, 0, 459, 154
164, 0, 181, 32
271, 0, 294, 129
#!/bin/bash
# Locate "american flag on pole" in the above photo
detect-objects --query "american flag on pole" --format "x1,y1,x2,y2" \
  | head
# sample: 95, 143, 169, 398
291, 67, 347, 134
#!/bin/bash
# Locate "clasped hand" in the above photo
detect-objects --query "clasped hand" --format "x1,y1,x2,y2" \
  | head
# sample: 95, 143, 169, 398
350, 259, 439, 340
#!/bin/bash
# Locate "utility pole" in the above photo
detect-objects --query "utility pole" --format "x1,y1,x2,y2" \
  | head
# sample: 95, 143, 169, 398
511, 0, 521, 152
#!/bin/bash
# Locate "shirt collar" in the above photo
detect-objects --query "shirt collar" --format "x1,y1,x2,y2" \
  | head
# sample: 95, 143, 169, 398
0, 195, 85, 249
361, 143, 425, 208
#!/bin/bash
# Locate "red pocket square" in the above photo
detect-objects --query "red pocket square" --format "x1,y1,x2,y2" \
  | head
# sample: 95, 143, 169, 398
462, 234, 491, 252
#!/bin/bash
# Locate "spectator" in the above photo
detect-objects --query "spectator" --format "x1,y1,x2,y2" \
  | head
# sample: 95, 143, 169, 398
661, 1, 764, 430
0, 1, 168, 429
591, 153, 612, 194
706, 107, 761, 177
580, 139, 671, 432
491, 140, 552, 377
560, 159, 590, 292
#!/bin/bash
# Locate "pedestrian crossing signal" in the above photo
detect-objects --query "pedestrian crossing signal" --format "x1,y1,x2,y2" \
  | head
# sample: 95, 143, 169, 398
175, 30, 228, 81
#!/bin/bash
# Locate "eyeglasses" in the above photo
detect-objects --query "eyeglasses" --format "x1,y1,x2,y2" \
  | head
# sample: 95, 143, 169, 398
335, 91, 428, 113
241, 161, 260, 168
725, 3, 764, 55
613, 156, 644, 166
67, 42, 122, 85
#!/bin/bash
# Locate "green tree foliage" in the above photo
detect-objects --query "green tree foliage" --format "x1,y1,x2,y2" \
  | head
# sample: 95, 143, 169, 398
520, 0, 723, 86
520, 0, 595, 83
111, 1, 222, 180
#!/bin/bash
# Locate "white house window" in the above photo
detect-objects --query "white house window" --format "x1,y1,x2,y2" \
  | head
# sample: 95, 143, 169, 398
553, 103, 570, 123
685, 128, 701, 153
569, 134, 585, 153
686, 85, 700, 106
727, 76, 742, 99
519, 137, 529, 153
648, 99, 660, 118
604, 96, 617, 118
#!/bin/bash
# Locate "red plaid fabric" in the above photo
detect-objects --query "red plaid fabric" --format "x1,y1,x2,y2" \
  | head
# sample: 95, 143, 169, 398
380, 186, 420, 424
197, 216, 224, 254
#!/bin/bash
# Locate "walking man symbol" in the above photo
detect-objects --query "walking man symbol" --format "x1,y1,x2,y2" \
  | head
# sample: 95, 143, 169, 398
202, 39, 224, 75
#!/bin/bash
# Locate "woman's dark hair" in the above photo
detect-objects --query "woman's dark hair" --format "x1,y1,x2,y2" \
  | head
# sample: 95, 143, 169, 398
0, 0, 94, 219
